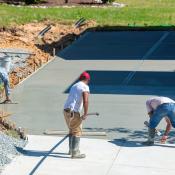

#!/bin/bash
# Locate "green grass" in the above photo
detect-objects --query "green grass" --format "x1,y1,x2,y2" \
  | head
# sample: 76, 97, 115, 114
0, 0, 175, 27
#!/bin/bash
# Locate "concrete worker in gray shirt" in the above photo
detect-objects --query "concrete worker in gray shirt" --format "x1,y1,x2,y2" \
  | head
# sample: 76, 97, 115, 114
143, 96, 175, 146
64, 72, 90, 159
0, 67, 12, 103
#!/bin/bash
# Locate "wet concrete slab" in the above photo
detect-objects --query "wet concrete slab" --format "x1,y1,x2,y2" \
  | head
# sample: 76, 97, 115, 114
5, 31, 175, 140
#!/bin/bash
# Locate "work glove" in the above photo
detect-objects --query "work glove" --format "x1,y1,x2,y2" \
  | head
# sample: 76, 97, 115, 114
160, 135, 168, 144
81, 114, 87, 120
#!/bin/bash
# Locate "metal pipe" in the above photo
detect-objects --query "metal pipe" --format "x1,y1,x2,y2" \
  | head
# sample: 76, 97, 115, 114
44, 130, 107, 136
0, 51, 35, 55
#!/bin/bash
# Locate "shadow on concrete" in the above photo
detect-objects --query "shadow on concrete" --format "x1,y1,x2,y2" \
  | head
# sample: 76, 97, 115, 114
36, 33, 77, 57
84, 127, 148, 139
16, 147, 69, 159
109, 139, 175, 148
64, 70, 175, 95
19, 135, 69, 175
109, 139, 145, 147
58, 29, 175, 60
88, 26, 175, 31
85, 127, 148, 147
85, 127, 175, 147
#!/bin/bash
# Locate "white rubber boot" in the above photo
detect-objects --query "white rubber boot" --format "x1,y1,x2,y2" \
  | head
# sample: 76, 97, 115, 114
71, 136, 86, 159
68, 134, 72, 155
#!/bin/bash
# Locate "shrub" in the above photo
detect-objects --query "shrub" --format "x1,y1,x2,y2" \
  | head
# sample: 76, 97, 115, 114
24, 0, 41, 4
101, 0, 115, 4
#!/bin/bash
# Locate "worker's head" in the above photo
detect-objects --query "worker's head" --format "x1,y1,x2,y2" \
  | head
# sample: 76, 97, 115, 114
79, 72, 90, 84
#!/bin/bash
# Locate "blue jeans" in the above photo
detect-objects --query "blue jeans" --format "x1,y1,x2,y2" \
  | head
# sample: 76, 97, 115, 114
0, 73, 10, 97
149, 103, 175, 128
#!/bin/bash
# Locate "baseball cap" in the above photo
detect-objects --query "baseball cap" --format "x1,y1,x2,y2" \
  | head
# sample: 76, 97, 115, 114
79, 71, 90, 80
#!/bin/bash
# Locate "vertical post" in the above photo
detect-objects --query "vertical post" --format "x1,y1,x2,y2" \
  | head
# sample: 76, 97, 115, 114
39, 59, 42, 67
18, 76, 20, 84
53, 48, 55, 57
34, 64, 36, 71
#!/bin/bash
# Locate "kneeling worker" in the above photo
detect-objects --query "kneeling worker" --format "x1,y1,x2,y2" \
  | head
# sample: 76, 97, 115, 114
64, 72, 90, 158
143, 96, 175, 145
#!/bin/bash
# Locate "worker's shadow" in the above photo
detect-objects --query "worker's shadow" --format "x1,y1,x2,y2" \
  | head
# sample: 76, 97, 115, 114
15, 135, 70, 159
84, 127, 175, 148
15, 146, 70, 159
16, 136, 70, 175
109, 138, 175, 148
109, 139, 144, 147
108, 129, 175, 148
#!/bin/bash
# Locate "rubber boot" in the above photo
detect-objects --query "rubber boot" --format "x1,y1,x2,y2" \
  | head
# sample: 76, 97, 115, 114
68, 134, 72, 155
142, 128, 155, 146
71, 136, 86, 159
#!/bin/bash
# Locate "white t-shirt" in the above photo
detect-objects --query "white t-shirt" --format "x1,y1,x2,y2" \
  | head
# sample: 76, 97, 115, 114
146, 96, 175, 113
64, 81, 90, 112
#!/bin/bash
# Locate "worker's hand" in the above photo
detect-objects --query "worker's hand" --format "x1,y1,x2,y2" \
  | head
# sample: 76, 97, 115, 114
81, 114, 87, 120
148, 111, 153, 117
160, 135, 168, 144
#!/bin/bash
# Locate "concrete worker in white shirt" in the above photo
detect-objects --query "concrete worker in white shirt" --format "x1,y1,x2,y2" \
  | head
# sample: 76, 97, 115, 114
64, 72, 90, 159
143, 96, 175, 146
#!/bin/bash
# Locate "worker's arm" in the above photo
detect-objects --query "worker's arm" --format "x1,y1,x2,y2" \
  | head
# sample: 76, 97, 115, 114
160, 117, 172, 143
146, 100, 153, 117
81, 91, 89, 120
164, 117, 172, 136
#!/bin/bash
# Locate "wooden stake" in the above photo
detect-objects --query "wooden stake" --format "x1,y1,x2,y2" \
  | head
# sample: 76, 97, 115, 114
53, 48, 55, 57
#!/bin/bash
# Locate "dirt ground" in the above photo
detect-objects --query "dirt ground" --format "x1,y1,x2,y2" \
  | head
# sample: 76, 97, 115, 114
0, 20, 96, 88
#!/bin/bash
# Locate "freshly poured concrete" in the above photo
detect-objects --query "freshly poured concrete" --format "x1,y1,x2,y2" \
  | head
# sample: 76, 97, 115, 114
2, 135, 175, 175
4, 31, 175, 139
1, 31, 175, 175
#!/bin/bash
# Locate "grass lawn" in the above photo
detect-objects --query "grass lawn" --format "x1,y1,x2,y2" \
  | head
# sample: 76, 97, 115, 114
0, 0, 175, 27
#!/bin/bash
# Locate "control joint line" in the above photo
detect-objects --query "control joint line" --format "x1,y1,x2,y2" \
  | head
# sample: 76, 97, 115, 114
122, 32, 170, 85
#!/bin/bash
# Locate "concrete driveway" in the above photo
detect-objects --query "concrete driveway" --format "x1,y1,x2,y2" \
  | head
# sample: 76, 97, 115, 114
5, 31, 175, 140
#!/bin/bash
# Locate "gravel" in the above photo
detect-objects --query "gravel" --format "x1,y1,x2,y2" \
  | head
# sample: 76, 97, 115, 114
0, 132, 27, 168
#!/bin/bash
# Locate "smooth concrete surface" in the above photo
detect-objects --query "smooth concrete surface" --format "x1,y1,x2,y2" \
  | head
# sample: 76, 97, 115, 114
2, 135, 175, 175
3, 31, 175, 140
58, 31, 166, 60
2, 31, 175, 175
